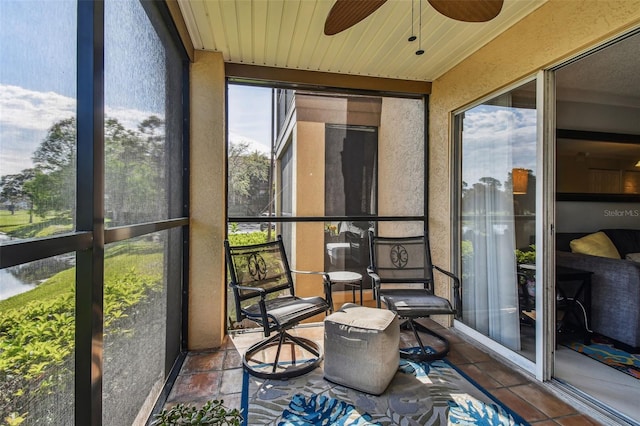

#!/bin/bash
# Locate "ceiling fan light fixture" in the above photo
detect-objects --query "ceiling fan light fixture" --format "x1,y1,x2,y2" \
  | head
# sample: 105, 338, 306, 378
416, 0, 424, 56
324, 0, 504, 36
408, 0, 417, 42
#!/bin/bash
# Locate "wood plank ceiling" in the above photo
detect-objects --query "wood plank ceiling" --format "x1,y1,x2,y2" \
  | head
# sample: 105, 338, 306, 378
177, 0, 546, 82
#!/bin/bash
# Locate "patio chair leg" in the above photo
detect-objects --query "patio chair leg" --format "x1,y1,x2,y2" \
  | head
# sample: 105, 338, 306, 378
399, 319, 450, 362
243, 331, 323, 380
271, 333, 286, 373
286, 332, 321, 357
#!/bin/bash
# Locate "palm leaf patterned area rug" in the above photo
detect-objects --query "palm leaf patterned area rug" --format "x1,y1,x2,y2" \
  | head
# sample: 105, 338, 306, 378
241, 357, 529, 425
565, 335, 640, 380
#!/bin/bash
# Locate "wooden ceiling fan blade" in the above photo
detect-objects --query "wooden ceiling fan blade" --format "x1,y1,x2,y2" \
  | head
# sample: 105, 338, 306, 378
324, 0, 387, 35
428, 0, 504, 22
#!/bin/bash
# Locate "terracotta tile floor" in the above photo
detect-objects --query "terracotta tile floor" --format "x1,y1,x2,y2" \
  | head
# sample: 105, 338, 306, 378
164, 318, 602, 425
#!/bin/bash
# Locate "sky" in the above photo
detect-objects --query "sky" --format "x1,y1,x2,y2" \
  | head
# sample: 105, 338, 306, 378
462, 104, 537, 187
227, 84, 272, 154
1, 1, 274, 178
0, 0, 76, 176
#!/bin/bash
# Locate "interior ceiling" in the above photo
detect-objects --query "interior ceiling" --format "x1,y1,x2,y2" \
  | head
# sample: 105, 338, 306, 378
558, 140, 640, 159
555, 31, 640, 161
177, 0, 546, 82
556, 31, 640, 107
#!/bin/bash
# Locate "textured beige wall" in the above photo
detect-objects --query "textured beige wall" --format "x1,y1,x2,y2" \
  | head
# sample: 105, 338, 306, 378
378, 97, 425, 236
293, 122, 326, 302
188, 51, 226, 350
429, 1, 640, 315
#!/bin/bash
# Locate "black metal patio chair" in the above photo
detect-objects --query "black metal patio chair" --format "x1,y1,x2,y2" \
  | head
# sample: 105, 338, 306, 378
367, 230, 461, 361
224, 235, 333, 379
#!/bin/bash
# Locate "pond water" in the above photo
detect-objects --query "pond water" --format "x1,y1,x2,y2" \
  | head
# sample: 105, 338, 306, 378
0, 234, 36, 301
0, 268, 36, 300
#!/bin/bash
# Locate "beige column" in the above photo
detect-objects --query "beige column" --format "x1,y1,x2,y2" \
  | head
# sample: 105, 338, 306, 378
293, 121, 326, 300
188, 51, 226, 350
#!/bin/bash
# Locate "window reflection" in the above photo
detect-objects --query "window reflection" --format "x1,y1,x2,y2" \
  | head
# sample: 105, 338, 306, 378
458, 80, 538, 360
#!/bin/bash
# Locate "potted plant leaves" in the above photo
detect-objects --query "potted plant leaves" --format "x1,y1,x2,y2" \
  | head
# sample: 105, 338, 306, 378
152, 399, 243, 426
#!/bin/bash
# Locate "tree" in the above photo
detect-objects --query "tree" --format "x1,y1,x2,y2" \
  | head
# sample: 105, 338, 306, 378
32, 118, 76, 172
28, 117, 76, 219
23, 169, 66, 219
478, 176, 502, 190
0, 115, 167, 225
104, 116, 166, 225
227, 143, 271, 216
0, 170, 35, 216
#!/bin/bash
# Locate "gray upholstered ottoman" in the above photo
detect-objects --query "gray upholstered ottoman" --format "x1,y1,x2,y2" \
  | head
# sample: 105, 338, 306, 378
323, 303, 399, 395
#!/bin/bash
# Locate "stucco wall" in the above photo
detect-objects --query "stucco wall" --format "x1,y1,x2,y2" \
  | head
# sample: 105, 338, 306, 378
429, 0, 640, 297
378, 97, 425, 236
293, 121, 327, 301
189, 51, 226, 350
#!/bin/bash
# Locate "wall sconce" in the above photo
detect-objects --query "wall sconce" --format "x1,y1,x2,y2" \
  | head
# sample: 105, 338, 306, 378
512, 168, 528, 194
635, 160, 640, 168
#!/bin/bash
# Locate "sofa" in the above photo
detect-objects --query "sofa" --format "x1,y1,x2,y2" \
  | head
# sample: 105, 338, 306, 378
556, 229, 640, 351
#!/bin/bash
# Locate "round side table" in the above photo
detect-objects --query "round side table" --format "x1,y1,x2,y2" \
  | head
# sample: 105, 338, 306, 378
328, 271, 363, 305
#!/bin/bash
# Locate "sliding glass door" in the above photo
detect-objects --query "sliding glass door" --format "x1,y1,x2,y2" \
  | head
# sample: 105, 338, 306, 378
454, 79, 539, 370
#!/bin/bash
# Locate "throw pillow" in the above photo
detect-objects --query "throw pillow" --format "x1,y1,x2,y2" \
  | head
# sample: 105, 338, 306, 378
627, 252, 640, 263
570, 231, 621, 259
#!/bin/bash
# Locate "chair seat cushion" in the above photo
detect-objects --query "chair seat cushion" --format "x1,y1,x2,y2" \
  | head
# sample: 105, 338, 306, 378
243, 296, 329, 327
381, 289, 455, 317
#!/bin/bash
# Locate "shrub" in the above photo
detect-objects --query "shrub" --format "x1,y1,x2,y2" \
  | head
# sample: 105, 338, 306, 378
0, 242, 162, 423
227, 231, 269, 246
515, 245, 536, 265
153, 400, 242, 426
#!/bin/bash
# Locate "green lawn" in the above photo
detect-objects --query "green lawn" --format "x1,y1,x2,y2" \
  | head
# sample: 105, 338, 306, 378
0, 240, 162, 311
0, 210, 71, 238
0, 210, 39, 234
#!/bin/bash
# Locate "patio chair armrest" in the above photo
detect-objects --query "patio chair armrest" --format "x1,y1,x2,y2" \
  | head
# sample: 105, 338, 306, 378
231, 284, 267, 299
433, 265, 459, 287
366, 269, 382, 308
290, 269, 333, 309
366, 269, 381, 286
433, 265, 462, 318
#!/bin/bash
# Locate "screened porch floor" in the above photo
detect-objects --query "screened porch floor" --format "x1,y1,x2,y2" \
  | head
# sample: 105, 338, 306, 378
162, 313, 605, 426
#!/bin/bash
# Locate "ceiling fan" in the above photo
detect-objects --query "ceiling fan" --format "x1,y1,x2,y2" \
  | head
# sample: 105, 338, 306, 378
324, 0, 504, 36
